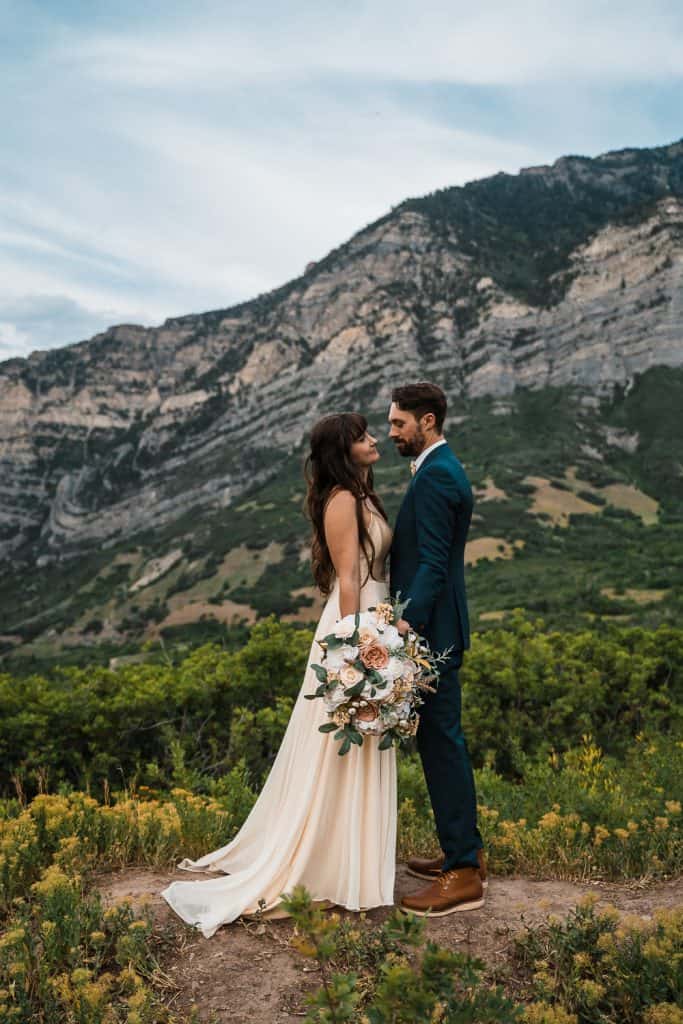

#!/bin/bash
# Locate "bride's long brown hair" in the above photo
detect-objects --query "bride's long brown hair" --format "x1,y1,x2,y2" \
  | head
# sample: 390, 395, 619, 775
305, 412, 388, 596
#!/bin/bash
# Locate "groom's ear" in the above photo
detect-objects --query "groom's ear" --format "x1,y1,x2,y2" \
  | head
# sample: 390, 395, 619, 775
420, 411, 436, 432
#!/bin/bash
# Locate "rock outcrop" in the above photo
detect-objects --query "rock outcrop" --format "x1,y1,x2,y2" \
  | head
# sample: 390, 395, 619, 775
1, 140, 682, 565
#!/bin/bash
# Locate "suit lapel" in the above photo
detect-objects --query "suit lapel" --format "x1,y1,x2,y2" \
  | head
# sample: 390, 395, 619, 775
414, 441, 451, 476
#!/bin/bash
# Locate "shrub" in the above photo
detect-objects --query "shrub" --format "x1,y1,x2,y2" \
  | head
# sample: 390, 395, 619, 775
510, 897, 683, 1023
280, 885, 521, 1023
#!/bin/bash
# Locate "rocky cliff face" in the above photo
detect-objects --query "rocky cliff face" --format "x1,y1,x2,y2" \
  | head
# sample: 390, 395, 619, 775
1, 140, 682, 565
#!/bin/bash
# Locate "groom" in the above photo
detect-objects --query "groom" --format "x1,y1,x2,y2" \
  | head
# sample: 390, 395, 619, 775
389, 381, 486, 915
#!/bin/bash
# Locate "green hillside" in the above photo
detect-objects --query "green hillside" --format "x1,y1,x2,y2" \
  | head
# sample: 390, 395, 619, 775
1, 367, 681, 673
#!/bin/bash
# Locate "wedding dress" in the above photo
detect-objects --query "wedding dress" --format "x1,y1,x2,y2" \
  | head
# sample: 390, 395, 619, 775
161, 508, 396, 937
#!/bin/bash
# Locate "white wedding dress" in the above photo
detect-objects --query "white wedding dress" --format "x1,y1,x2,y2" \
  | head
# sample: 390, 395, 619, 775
161, 509, 396, 937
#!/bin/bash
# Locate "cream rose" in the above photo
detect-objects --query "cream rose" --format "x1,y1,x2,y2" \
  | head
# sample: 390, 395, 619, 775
339, 663, 364, 686
358, 625, 379, 647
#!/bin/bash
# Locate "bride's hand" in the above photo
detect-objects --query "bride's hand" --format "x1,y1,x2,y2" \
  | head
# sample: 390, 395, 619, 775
396, 618, 411, 635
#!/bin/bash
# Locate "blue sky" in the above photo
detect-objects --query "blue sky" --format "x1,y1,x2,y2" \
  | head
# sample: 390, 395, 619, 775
1, 0, 682, 360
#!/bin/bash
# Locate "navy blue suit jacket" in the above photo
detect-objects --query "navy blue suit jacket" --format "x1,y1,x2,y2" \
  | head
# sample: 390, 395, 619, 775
390, 443, 472, 656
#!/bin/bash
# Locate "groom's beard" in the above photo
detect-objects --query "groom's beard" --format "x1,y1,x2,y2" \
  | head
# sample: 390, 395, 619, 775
393, 426, 426, 458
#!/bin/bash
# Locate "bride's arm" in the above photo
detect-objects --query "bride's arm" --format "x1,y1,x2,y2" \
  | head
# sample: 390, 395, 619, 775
323, 489, 361, 617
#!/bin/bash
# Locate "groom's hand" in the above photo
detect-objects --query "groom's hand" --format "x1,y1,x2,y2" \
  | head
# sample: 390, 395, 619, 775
396, 618, 411, 636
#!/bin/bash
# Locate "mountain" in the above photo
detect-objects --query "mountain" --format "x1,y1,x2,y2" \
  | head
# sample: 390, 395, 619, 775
1, 139, 682, 668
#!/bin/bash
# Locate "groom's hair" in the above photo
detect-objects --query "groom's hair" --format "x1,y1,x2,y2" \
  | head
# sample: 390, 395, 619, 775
392, 381, 447, 432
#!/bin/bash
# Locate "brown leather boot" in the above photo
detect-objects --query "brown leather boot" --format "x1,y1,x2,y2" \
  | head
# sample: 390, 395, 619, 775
406, 848, 488, 889
405, 851, 445, 880
400, 867, 484, 916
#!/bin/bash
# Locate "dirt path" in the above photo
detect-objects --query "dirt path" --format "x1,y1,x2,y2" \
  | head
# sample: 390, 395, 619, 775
94, 865, 683, 1024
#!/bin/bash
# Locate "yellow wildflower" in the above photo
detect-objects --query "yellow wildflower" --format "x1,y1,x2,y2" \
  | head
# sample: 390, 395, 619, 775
128, 920, 149, 933
31, 864, 77, 897
532, 970, 556, 995
599, 905, 620, 925
654, 817, 669, 831
664, 800, 681, 815
127, 989, 149, 1010
578, 980, 605, 1006
644, 1005, 683, 1024
654, 907, 683, 931
643, 937, 666, 961
615, 914, 652, 941
81, 980, 111, 1011
0, 929, 25, 950
522, 1004, 578, 1024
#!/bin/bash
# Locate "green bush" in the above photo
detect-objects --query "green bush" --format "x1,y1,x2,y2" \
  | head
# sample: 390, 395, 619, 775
397, 736, 683, 880
461, 613, 682, 774
0, 617, 312, 798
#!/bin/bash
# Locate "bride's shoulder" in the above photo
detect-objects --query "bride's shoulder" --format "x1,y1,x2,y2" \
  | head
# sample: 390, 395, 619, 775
323, 487, 356, 518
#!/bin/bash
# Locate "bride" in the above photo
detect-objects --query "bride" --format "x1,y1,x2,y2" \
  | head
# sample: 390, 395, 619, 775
161, 412, 396, 937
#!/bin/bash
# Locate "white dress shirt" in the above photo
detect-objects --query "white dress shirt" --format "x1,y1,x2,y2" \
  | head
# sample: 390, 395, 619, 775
413, 437, 447, 473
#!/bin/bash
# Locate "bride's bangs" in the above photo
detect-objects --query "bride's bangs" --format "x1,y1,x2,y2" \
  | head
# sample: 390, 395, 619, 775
344, 412, 368, 444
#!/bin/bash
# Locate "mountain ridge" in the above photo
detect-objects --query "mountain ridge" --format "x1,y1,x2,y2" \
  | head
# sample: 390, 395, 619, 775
1, 137, 682, 663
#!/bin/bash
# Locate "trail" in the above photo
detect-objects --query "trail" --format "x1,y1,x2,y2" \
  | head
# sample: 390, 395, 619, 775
94, 864, 683, 1024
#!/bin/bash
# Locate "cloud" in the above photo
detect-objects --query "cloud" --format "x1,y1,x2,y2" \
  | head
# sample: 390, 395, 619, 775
0, 0, 682, 360
60, 1, 683, 89
0, 294, 155, 360
0, 321, 29, 356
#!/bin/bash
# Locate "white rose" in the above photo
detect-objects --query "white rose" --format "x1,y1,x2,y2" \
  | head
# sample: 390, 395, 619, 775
324, 683, 349, 711
378, 656, 405, 684
380, 625, 402, 649
398, 659, 416, 679
363, 677, 392, 703
325, 646, 358, 671
334, 616, 357, 639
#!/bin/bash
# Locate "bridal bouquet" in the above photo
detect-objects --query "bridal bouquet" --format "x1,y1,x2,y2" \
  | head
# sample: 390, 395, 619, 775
305, 596, 447, 756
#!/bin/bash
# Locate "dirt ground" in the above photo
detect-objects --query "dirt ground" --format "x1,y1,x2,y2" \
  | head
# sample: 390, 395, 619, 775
94, 864, 683, 1024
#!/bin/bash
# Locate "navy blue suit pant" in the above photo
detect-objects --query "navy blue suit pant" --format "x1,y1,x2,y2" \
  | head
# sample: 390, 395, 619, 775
415, 655, 483, 871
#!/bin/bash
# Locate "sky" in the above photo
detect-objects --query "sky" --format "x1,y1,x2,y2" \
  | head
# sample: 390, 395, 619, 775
1, 1, 682, 361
